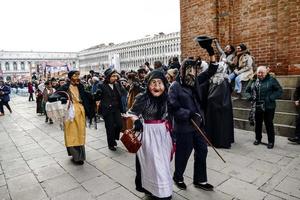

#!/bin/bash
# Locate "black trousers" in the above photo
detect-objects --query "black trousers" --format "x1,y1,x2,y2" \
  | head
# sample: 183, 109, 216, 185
255, 108, 275, 143
0, 101, 11, 114
29, 93, 34, 101
103, 109, 122, 147
295, 112, 300, 138
174, 130, 208, 183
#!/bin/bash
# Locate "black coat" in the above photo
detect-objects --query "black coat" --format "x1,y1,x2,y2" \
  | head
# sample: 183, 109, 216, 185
168, 63, 218, 133
57, 82, 92, 119
96, 82, 126, 116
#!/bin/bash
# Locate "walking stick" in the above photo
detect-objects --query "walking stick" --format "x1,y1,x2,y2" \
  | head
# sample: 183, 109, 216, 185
191, 119, 226, 163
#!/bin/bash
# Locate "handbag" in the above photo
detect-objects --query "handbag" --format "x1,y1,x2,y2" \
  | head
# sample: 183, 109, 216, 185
121, 115, 134, 132
121, 129, 142, 153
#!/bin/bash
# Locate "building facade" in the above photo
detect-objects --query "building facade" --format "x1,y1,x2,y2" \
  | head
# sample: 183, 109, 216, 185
180, 0, 300, 75
78, 32, 181, 74
0, 32, 180, 80
0, 51, 78, 81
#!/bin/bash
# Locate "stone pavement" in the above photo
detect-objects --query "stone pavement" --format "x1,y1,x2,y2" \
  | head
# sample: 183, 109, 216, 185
0, 95, 299, 200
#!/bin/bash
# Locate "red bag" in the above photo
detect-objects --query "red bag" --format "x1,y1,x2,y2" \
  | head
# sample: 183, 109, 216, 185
121, 129, 142, 153
121, 115, 134, 132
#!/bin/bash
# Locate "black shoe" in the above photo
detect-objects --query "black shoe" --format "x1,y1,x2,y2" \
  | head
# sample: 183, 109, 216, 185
113, 141, 117, 147
288, 137, 300, 143
173, 177, 187, 190
253, 140, 261, 145
108, 146, 117, 151
267, 143, 274, 149
49, 120, 53, 124
71, 158, 84, 165
135, 187, 152, 195
193, 182, 214, 191
45, 118, 48, 123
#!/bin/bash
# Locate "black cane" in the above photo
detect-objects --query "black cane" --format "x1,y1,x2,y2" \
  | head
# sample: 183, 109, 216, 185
191, 119, 226, 163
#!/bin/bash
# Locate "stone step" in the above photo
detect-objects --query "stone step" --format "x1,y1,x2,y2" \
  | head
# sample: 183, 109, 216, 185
233, 108, 297, 127
281, 87, 295, 100
234, 118, 295, 138
276, 75, 300, 88
232, 99, 297, 114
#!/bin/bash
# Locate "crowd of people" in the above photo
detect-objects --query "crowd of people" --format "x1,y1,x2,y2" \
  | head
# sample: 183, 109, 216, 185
1, 37, 299, 199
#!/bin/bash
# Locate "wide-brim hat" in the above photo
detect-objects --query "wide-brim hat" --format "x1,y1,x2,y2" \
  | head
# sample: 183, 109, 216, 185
104, 68, 117, 78
194, 35, 215, 47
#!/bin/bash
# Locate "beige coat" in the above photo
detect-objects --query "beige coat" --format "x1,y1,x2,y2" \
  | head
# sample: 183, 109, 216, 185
235, 53, 254, 81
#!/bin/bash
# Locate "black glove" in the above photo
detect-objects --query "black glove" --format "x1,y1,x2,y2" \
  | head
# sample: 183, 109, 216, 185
207, 62, 218, 76
190, 112, 204, 128
133, 119, 143, 132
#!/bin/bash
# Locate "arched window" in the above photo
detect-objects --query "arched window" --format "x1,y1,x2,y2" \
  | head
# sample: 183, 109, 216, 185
21, 62, 25, 71
5, 62, 10, 71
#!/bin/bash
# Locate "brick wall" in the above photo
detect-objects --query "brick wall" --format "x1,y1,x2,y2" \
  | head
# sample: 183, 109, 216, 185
180, 0, 300, 75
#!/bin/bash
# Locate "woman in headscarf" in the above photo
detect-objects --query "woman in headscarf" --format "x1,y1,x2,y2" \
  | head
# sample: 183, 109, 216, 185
58, 70, 91, 165
129, 70, 174, 200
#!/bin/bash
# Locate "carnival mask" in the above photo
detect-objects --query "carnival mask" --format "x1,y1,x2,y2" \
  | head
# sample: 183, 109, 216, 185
148, 78, 165, 97
184, 65, 195, 86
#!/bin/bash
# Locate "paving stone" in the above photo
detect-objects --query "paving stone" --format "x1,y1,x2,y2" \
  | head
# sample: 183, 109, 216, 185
248, 160, 281, 174
264, 194, 285, 200
21, 148, 48, 161
17, 143, 41, 152
104, 164, 143, 197
247, 150, 284, 164
253, 172, 274, 188
221, 164, 264, 183
52, 187, 95, 200
288, 167, 300, 181
87, 139, 108, 150
82, 175, 119, 197
27, 156, 57, 170
10, 184, 47, 200
270, 190, 300, 200
217, 178, 267, 200
275, 176, 300, 198
41, 173, 80, 197
0, 175, 6, 187
90, 157, 124, 173
1, 158, 31, 179
33, 163, 66, 182
84, 149, 106, 163
178, 183, 234, 200
7, 173, 46, 200
11, 136, 35, 147
207, 169, 231, 187
112, 152, 135, 168
0, 186, 10, 200
277, 157, 294, 167
96, 186, 140, 200
67, 163, 102, 183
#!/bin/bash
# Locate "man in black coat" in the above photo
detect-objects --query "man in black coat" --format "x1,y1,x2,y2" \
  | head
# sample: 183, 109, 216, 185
96, 68, 126, 151
168, 37, 218, 191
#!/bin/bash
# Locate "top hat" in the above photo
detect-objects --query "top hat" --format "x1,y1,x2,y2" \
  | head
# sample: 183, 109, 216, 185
194, 35, 215, 48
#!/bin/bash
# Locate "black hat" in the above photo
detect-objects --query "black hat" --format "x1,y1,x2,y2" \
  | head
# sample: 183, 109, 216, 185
195, 35, 214, 48
68, 70, 79, 79
137, 66, 147, 74
146, 70, 168, 88
104, 68, 116, 79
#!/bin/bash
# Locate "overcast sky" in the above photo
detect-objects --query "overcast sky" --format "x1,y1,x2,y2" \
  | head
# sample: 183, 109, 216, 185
0, 0, 180, 52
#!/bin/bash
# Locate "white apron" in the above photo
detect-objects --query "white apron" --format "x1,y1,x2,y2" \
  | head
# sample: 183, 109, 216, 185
137, 120, 173, 198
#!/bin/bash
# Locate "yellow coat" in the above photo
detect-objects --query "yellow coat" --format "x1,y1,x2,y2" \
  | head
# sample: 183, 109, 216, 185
64, 85, 86, 147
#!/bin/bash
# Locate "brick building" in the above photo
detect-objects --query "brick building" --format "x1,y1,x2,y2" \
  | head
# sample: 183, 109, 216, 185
180, 0, 300, 75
